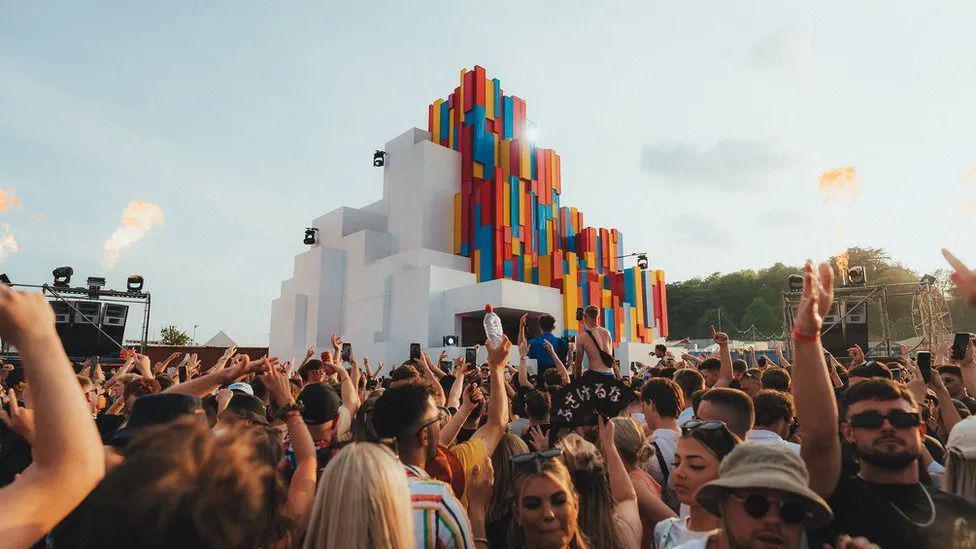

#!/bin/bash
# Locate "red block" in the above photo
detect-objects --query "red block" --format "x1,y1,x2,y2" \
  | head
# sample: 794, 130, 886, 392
461, 126, 473, 181
428, 104, 434, 135
510, 139, 520, 176
474, 66, 486, 108
463, 70, 474, 112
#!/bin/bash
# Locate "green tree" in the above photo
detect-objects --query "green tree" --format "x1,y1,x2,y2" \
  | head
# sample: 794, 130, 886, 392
160, 325, 191, 346
740, 296, 778, 336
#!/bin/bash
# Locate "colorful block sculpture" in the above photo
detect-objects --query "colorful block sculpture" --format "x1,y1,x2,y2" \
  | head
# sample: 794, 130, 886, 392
428, 66, 668, 344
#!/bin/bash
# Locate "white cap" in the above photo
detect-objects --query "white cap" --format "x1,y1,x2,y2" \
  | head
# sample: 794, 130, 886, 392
948, 415, 976, 460
227, 382, 254, 396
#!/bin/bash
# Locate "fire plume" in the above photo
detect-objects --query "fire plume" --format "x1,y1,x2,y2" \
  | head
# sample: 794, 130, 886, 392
102, 200, 165, 268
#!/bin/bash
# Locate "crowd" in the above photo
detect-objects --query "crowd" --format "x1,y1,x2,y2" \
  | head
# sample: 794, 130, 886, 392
1, 249, 976, 548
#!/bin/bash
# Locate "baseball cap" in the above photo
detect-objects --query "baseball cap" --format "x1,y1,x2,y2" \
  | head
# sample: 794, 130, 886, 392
297, 382, 341, 425
947, 415, 976, 459
227, 382, 254, 396
223, 393, 269, 425
108, 393, 204, 447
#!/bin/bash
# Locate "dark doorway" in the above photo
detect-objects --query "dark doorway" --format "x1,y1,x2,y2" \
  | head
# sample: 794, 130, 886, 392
458, 307, 547, 347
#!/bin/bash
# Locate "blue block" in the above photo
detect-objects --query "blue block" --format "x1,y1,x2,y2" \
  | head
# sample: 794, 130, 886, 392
504, 260, 512, 278
493, 79, 502, 118
461, 242, 470, 257
440, 101, 450, 143
625, 270, 636, 305
503, 97, 514, 139
605, 308, 615, 341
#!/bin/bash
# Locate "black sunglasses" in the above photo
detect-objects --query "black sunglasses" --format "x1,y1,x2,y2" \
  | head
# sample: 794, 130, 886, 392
511, 449, 563, 473
682, 419, 726, 434
728, 492, 808, 525
848, 410, 921, 430
414, 409, 448, 436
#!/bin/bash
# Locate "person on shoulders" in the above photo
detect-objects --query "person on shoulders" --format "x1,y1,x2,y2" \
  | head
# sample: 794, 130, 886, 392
574, 305, 616, 376
528, 313, 569, 383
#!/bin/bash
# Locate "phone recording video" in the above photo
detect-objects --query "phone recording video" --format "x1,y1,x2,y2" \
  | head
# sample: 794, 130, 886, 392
341, 342, 352, 362
917, 351, 932, 383
409, 343, 422, 361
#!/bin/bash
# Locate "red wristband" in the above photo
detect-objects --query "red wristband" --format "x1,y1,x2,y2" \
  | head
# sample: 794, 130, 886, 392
791, 328, 820, 342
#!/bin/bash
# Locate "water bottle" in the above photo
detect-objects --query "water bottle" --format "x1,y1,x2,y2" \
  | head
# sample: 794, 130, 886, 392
483, 304, 503, 347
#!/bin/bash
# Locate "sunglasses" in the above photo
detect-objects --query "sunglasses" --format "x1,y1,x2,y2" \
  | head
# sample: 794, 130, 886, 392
848, 410, 921, 429
511, 449, 563, 473
728, 492, 808, 525
682, 419, 726, 434
741, 371, 760, 380
414, 408, 448, 436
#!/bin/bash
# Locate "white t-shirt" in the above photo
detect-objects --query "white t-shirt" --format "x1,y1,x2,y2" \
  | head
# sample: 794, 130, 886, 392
745, 429, 801, 454
677, 407, 695, 427
646, 428, 680, 486
653, 517, 717, 549
508, 417, 531, 437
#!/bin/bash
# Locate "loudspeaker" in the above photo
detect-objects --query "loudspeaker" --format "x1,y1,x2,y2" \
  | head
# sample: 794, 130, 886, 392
97, 304, 128, 353
791, 301, 869, 359
51, 301, 71, 324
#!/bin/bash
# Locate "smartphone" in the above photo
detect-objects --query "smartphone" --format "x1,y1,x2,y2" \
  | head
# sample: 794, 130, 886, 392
891, 368, 903, 382
576, 307, 584, 322
465, 348, 477, 366
178, 365, 188, 383
410, 343, 422, 361
440, 360, 453, 373
952, 332, 970, 360
917, 351, 932, 383
341, 342, 352, 362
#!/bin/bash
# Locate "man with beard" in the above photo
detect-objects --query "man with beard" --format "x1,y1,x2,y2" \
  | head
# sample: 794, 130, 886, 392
791, 261, 976, 548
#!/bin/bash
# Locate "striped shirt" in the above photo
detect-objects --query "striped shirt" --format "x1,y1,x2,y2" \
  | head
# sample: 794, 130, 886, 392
404, 464, 474, 549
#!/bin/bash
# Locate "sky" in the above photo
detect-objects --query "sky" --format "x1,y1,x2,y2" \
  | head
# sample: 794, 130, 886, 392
2, 1, 975, 346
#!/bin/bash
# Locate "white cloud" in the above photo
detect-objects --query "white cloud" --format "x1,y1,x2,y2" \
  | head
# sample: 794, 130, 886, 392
641, 139, 792, 190
0, 223, 18, 263
668, 214, 732, 248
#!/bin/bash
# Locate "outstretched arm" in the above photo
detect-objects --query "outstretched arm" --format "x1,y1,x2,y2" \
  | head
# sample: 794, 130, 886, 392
711, 326, 734, 388
0, 288, 105, 548
597, 417, 642, 539
792, 262, 842, 498
470, 336, 510, 456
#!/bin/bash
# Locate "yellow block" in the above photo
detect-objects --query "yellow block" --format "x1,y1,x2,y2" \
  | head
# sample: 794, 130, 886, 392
473, 249, 481, 282
519, 136, 530, 179
523, 254, 532, 283
634, 266, 645, 329
453, 193, 462, 254
539, 254, 551, 286
512, 236, 520, 255
499, 139, 510, 179
473, 162, 484, 180
585, 252, 596, 270
431, 99, 443, 143
564, 252, 580, 331
630, 308, 638, 342
602, 289, 612, 308
486, 78, 495, 120
493, 133, 500, 168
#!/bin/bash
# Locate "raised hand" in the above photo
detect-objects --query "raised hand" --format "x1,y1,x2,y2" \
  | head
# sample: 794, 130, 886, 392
711, 325, 729, 345
0, 388, 35, 445
304, 346, 316, 360
794, 261, 834, 338
263, 363, 295, 407
330, 333, 343, 353
943, 249, 976, 308
542, 339, 556, 357
597, 414, 616, 455
134, 353, 153, 378
216, 388, 233, 414
527, 425, 549, 451
0, 287, 56, 349
485, 334, 512, 368
467, 460, 495, 511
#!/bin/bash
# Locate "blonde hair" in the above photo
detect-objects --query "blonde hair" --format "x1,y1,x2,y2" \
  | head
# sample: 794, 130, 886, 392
511, 455, 588, 549
945, 449, 976, 503
610, 417, 654, 467
556, 434, 622, 549
488, 433, 530, 523
303, 443, 413, 549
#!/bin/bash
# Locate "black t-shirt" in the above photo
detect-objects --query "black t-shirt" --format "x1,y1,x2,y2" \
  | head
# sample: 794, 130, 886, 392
960, 394, 976, 415
811, 474, 976, 548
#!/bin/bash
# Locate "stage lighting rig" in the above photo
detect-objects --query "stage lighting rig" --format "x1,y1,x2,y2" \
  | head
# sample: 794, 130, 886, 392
443, 335, 458, 346
373, 150, 387, 167
304, 228, 319, 245
127, 274, 145, 293
52, 266, 73, 288
787, 274, 804, 292
0, 273, 10, 286
847, 266, 867, 287
87, 276, 106, 299
636, 253, 648, 270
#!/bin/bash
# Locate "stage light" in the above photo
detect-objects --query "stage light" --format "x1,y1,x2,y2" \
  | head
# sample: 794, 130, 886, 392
919, 274, 936, 285
0, 273, 9, 285
373, 150, 386, 167
127, 274, 144, 293
303, 228, 319, 245
847, 266, 866, 287
87, 276, 106, 299
637, 253, 648, 270
443, 335, 458, 346
52, 266, 73, 288
787, 274, 804, 292
526, 121, 540, 142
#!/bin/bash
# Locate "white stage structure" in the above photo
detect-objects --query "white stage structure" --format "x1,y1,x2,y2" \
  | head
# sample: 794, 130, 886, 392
270, 128, 661, 373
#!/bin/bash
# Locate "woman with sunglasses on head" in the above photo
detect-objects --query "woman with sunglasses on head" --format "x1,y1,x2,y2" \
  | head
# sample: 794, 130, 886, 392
654, 420, 740, 549
486, 433, 531, 547
509, 447, 589, 548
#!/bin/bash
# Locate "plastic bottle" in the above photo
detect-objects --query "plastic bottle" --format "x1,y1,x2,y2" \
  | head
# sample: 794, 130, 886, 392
483, 304, 503, 347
